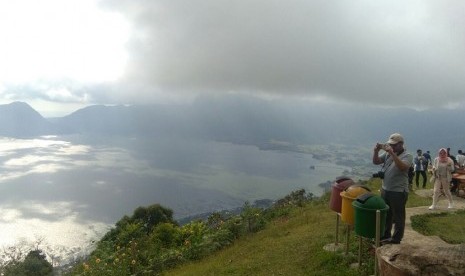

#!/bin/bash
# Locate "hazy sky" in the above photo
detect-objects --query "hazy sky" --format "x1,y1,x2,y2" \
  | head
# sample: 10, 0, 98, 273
1, 0, 465, 116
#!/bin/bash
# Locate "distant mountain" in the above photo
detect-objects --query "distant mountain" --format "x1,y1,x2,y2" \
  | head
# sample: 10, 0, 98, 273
52, 104, 198, 137
54, 96, 465, 152
2, 97, 465, 152
0, 102, 57, 137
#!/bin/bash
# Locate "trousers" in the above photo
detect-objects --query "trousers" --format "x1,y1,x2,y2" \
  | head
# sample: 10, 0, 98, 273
381, 189, 408, 243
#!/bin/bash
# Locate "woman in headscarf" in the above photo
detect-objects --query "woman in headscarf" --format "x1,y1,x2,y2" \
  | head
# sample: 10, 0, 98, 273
429, 148, 454, 210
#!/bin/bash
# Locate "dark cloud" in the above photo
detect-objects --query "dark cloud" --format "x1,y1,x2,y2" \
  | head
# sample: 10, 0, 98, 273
3, 1, 465, 110
97, 0, 465, 108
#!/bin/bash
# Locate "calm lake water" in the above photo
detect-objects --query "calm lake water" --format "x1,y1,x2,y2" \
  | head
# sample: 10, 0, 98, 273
0, 135, 349, 263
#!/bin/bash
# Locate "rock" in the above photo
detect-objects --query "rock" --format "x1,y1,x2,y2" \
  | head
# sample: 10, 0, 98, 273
377, 243, 465, 275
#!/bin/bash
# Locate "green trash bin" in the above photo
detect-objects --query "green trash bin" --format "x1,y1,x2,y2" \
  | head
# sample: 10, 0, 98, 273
352, 193, 389, 239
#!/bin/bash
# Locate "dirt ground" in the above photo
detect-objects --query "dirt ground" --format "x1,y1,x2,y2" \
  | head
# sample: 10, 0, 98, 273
403, 189, 465, 247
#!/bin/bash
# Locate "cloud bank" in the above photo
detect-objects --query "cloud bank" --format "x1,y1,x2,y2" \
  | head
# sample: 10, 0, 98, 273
2, 0, 465, 113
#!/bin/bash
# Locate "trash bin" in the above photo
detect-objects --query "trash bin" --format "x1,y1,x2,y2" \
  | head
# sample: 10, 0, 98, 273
352, 193, 389, 239
340, 185, 371, 225
329, 177, 355, 213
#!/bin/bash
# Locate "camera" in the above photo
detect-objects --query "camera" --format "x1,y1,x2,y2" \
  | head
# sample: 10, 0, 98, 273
372, 171, 385, 179
376, 143, 392, 152
381, 143, 392, 151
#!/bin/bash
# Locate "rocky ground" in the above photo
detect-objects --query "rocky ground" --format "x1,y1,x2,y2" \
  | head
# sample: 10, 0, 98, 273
404, 189, 465, 247
377, 189, 465, 275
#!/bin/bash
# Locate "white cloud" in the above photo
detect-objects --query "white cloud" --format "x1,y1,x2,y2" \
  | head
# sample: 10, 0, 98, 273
2, 0, 465, 111
0, 0, 129, 87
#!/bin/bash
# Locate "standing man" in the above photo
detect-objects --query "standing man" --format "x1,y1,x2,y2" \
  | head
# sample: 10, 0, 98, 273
373, 133, 413, 245
414, 149, 428, 189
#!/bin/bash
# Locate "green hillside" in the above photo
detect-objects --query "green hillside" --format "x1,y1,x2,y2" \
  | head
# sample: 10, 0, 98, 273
163, 179, 435, 276
163, 196, 366, 276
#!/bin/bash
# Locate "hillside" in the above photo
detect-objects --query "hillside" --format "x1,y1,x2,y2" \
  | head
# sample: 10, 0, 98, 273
164, 196, 363, 276
164, 185, 465, 276
164, 190, 465, 276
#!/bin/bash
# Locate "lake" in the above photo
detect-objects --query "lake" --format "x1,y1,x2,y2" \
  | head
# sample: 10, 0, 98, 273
0, 135, 349, 263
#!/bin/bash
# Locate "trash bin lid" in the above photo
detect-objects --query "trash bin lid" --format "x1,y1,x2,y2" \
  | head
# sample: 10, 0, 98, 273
342, 185, 370, 198
353, 193, 387, 209
333, 177, 354, 189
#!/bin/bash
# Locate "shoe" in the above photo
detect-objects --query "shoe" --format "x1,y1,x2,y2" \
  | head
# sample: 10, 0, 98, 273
380, 239, 400, 245
448, 203, 453, 209
380, 239, 390, 246
428, 205, 436, 210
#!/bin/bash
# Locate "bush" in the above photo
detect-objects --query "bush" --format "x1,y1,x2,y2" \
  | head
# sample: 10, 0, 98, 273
66, 190, 319, 275
2, 250, 53, 276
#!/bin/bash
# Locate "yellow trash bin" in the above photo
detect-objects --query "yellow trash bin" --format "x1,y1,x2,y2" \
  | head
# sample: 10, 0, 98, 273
340, 185, 371, 225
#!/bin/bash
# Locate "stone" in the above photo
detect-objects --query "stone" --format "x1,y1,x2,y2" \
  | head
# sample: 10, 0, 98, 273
377, 243, 465, 276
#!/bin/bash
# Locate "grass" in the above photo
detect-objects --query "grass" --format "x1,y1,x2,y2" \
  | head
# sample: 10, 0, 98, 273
164, 177, 462, 276
163, 200, 369, 276
411, 210, 465, 244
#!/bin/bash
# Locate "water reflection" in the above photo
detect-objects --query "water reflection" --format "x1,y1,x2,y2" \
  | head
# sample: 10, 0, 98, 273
0, 136, 348, 263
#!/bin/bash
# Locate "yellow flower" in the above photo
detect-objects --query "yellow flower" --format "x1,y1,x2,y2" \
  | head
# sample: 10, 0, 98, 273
83, 263, 90, 270
95, 258, 101, 264
131, 259, 136, 265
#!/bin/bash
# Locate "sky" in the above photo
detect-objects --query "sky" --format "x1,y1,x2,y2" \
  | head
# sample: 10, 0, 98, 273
1, 0, 465, 117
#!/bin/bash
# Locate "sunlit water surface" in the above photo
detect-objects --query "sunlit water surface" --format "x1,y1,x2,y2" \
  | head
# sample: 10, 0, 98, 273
0, 136, 348, 264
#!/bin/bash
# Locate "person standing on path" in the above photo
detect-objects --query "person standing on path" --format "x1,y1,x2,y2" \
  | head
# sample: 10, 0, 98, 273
373, 133, 413, 244
429, 148, 454, 210
414, 149, 428, 189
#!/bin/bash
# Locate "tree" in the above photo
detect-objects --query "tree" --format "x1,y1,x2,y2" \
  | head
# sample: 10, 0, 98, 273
2, 250, 53, 276
102, 204, 176, 243
132, 204, 176, 233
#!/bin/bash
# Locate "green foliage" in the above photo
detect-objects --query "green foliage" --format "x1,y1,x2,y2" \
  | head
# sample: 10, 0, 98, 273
274, 188, 310, 207
151, 223, 182, 248
2, 250, 53, 276
65, 189, 319, 275
240, 201, 266, 233
132, 204, 176, 232
100, 204, 176, 245
165, 195, 366, 276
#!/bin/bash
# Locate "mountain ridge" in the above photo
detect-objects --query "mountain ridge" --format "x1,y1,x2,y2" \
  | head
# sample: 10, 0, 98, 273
0, 101, 56, 137
1, 98, 464, 152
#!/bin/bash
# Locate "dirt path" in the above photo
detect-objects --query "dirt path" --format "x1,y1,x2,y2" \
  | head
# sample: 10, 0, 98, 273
403, 189, 465, 246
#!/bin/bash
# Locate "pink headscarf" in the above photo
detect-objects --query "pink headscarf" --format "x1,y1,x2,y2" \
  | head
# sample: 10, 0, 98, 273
438, 148, 448, 163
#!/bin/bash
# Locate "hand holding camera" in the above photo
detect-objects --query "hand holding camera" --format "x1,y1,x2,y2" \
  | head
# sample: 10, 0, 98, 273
382, 144, 392, 152
375, 143, 392, 152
